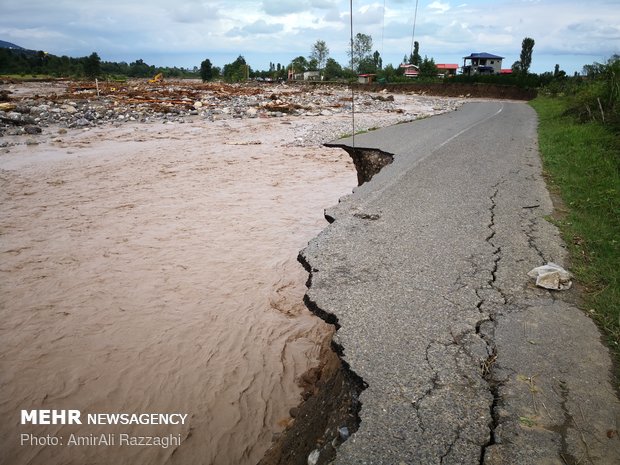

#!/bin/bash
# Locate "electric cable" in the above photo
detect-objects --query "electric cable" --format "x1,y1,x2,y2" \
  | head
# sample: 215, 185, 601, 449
350, 0, 355, 148
410, 0, 419, 59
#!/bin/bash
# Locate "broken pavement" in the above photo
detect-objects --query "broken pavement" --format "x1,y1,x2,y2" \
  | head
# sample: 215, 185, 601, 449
300, 101, 620, 464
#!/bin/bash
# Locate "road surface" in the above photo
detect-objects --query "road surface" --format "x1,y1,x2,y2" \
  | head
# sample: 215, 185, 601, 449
301, 101, 620, 464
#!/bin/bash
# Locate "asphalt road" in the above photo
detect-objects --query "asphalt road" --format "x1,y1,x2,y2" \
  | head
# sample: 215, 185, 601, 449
301, 101, 620, 464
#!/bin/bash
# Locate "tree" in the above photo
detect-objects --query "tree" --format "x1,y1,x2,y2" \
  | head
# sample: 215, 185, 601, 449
348, 33, 373, 72
553, 64, 566, 79
83, 52, 101, 78
307, 58, 319, 71
519, 37, 535, 74
323, 57, 343, 80
380, 63, 398, 82
373, 50, 382, 71
290, 56, 309, 73
419, 56, 438, 78
410, 41, 421, 66
223, 55, 249, 82
310, 40, 329, 73
358, 57, 376, 74
357, 50, 383, 75
128, 59, 153, 77
200, 58, 213, 82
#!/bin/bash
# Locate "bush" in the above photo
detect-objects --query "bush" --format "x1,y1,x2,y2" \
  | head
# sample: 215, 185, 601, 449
566, 56, 620, 130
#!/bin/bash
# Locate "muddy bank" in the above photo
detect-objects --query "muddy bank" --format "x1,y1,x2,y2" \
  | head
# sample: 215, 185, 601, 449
258, 326, 365, 465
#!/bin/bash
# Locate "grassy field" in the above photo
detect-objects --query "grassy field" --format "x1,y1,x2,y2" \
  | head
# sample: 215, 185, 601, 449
530, 96, 620, 362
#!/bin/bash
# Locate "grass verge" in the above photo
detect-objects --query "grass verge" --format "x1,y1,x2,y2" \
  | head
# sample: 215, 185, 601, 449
530, 96, 620, 365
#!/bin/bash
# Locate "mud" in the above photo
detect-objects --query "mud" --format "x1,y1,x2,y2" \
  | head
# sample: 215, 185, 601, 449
0, 115, 357, 465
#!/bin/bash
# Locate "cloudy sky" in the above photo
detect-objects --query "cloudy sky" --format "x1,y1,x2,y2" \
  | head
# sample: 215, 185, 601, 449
1, 0, 619, 74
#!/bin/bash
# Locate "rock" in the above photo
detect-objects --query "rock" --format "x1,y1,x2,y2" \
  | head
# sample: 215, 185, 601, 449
1, 112, 36, 126
320, 109, 332, 116
61, 104, 77, 114
75, 118, 90, 127
193, 101, 203, 109
24, 125, 42, 134
307, 449, 320, 465
246, 107, 258, 117
338, 426, 350, 440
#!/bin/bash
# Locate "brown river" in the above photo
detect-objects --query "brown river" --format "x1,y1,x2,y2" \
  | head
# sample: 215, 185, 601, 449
0, 117, 356, 465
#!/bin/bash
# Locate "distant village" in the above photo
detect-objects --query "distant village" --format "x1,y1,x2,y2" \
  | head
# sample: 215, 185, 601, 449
290, 52, 512, 84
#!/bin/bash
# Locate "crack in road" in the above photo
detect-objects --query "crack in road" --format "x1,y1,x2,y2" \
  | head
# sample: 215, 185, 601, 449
476, 180, 508, 463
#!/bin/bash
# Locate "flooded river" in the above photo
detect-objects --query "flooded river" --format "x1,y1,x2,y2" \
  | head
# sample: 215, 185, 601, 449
0, 118, 356, 464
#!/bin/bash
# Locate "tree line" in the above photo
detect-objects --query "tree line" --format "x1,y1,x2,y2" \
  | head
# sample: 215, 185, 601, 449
199, 35, 441, 84
0, 35, 437, 83
0, 48, 198, 79
2, 35, 611, 97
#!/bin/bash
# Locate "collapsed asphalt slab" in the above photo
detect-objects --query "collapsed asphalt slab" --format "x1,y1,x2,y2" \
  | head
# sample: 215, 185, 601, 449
300, 102, 620, 464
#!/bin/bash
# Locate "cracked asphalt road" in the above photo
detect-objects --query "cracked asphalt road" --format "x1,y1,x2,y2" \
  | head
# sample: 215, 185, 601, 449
300, 102, 620, 464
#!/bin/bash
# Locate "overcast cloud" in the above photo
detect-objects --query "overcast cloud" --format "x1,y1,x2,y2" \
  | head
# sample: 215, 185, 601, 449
1, 0, 618, 74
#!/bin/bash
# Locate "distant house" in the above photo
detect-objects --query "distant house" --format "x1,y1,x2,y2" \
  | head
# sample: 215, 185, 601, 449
462, 53, 504, 75
288, 69, 322, 81
400, 63, 420, 78
303, 71, 321, 81
357, 73, 377, 84
436, 64, 459, 77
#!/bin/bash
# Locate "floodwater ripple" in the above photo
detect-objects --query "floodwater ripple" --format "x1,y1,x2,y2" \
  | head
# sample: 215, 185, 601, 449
0, 118, 356, 465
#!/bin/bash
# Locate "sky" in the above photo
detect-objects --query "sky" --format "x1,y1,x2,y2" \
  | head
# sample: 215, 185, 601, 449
1, 0, 619, 75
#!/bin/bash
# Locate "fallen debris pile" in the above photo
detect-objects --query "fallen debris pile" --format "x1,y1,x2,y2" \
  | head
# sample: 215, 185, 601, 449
0, 79, 463, 147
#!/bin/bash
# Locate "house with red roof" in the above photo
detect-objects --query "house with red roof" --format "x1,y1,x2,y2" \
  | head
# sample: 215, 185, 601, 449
436, 63, 459, 77
399, 63, 420, 78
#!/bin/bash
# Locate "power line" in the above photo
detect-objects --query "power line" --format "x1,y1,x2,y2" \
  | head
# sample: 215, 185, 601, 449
381, 0, 386, 57
409, 0, 419, 58
350, 0, 355, 148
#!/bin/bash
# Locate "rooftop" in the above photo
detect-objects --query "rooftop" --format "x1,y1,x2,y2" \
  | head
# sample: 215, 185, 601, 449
463, 52, 504, 60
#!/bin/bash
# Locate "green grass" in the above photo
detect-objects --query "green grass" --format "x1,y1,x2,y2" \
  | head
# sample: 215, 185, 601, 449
0, 74, 57, 80
530, 96, 620, 361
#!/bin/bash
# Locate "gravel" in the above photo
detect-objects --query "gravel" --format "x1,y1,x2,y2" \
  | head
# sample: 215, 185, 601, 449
0, 80, 464, 148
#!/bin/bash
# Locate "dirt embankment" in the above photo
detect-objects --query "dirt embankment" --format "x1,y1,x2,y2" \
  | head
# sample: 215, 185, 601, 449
344, 81, 537, 100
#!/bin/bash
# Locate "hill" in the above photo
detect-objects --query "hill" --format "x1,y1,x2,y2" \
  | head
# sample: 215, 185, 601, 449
0, 40, 25, 50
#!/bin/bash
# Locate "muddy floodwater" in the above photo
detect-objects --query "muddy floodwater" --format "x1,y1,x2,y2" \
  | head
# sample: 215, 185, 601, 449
0, 117, 356, 464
